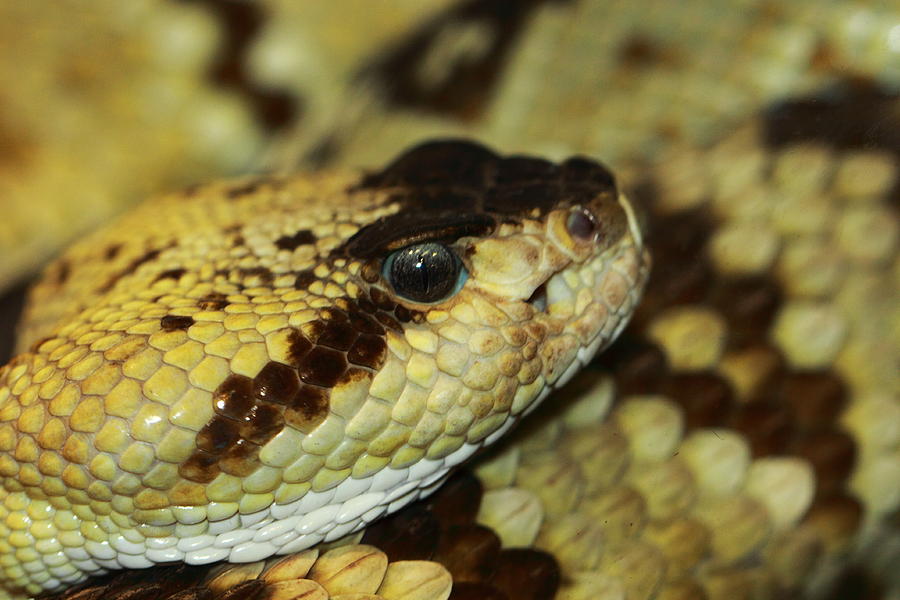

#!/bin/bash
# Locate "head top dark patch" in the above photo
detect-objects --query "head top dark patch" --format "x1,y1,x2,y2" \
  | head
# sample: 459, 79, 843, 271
343, 139, 618, 259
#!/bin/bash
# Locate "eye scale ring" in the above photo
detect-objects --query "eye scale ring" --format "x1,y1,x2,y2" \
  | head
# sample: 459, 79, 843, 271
383, 242, 468, 304
567, 207, 600, 242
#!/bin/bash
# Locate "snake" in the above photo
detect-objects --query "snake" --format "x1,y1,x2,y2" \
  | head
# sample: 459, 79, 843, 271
0, 2, 898, 599
0, 140, 648, 598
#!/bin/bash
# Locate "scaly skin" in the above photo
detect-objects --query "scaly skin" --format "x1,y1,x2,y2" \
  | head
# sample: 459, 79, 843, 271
0, 141, 648, 597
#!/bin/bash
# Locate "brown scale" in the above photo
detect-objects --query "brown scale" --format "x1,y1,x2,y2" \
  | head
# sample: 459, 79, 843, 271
160, 315, 195, 332
53, 260, 71, 286
196, 292, 229, 311
363, 472, 561, 600
274, 229, 316, 251
660, 372, 733, 429
617, 34, 679, 70
292, 270, 317, 290
180, 290, 402, 483
103, 243, 122, 261
180, 364, 325, 483
155, 268, 187, 282
224, 180, 269, 200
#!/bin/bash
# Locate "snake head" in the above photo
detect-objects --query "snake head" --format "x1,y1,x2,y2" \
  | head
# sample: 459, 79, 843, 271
0, 139, 649, 594
344, 140, 649, 411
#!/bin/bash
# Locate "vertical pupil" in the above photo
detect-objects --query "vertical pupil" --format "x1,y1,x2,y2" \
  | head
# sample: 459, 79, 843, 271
388, 243, 459, 303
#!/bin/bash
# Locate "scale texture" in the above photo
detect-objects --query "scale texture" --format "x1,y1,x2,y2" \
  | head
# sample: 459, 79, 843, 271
0, 1, 896, 599
0, 142, 647, 597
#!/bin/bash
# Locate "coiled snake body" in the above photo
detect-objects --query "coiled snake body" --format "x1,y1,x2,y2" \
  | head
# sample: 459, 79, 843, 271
0, 141, 648, 597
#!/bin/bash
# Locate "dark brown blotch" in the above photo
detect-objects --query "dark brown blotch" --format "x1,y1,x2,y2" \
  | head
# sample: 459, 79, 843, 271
286, 329, 313, 367
348, 310, 386, 336
791, 430, 857, 498
711, 277, 783, 349
54, 261, 71, 286
275, 229, 317, 252
155, 268, 187, 283
435, 525, 502, 584
252, 361, 300, 405
394, 305, 413, 323
300, 321, 326, 344
293, 269, 318, 290
160, 315, 195, 331
348, 334, 388, 370
179, 451, 220, 484
561, 156, 617, 189
361, 0, 544, 120
486, 182, 558, 217
662, 372, 734, 429
448, 582, 509, 600
239, 404, 284, 446
226, 181, 263, 199
320, 308, 348, 322
315, 320, 358, 351
357, 297, 378, 314
195, 417, 241, 454
762, 81, 900, 157
296, 346, 348, 388
602, 336, 669, 396
212, 375, 255, 420
618, 35, 673, 69
368, 287, 397, 312
494, 156, 556, 185
361, 505, 440, 562
103, 243, 122, 261
782, 371, 847, 430
358, 140, 496, 190
218, 439, 261, 478
217, 579, 268, 600
360, 260, 381, 283
342, 211, 494, 260
130, 248, 164, 273
375, 312, 403, 333
730, 401, 794, 457
197, 292, 229, 311
98, 247, 166, 293
803, 493, 863, 547
491, 549, 560, 600
633, 207, 715, 322
285, 385, 330, 432
427, 471, 484, 529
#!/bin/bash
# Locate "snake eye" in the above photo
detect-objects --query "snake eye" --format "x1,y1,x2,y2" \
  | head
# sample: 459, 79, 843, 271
383, 242, 468, 304
567, 207, 599, 241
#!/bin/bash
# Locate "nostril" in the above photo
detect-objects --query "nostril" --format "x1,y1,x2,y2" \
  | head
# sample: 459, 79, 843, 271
567, 207, 599, 241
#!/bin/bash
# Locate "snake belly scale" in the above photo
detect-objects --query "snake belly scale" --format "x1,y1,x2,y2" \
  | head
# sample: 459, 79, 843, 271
0, 141, 648, 597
